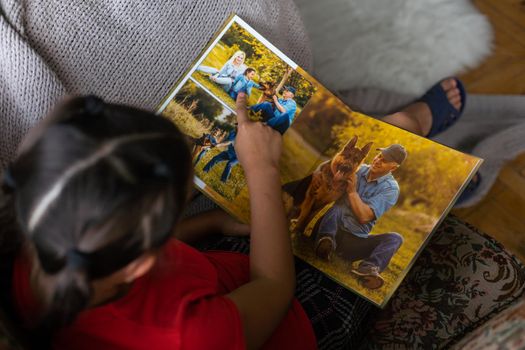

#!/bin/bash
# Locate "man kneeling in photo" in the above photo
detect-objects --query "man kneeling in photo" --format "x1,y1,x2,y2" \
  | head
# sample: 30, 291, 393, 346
314, 144, 407, 289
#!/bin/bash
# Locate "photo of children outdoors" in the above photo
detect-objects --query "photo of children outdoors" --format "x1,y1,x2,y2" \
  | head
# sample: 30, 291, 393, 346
281, 88, 480, 306
193, 21, 316, 135
159, 79, 248, 206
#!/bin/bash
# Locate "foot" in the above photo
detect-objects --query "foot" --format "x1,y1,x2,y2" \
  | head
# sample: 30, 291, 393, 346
455, 172, 482, 207
351, 264, 384, 289
315, 236, 334, 261
390, 78, 464, 137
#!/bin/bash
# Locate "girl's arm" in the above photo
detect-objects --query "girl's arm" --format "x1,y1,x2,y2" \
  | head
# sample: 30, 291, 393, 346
174, 209, 249, 245
226, 93, 294, 350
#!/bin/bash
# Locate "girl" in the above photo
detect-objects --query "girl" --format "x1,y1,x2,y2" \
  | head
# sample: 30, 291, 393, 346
229, 67, 261, 100
1, 94, 320, 349
197, 50, 248, 92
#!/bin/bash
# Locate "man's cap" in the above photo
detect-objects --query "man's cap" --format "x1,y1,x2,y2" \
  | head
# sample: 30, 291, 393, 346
377, 144, 407, 165
284, 85, 296, 95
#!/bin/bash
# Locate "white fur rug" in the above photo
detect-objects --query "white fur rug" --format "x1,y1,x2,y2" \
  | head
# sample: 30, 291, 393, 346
294, 0, 493, 94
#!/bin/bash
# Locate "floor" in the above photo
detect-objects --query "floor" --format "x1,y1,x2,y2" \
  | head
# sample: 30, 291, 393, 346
453, 0, 525, 263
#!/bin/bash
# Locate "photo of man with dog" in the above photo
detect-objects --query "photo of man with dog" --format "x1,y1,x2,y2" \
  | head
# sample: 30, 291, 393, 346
314, 144, 407, 290
278, 88, 480, 305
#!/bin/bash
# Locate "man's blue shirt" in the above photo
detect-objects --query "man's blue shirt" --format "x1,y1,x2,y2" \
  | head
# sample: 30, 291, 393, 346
274, 98, 297, 124
337, 164, 399, 238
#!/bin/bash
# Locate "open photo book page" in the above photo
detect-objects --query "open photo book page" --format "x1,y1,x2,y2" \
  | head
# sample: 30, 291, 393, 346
156, 14, 483, 307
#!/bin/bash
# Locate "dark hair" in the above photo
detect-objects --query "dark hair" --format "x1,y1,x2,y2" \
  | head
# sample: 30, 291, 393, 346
244, 67, 256, 76
0, 96, 192, 333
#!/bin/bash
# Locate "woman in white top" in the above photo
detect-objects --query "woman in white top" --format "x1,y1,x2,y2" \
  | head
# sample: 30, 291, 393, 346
197, 50, 248, 92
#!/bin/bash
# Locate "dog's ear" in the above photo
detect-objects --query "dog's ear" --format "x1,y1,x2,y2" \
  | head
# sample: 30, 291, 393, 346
361, 142, 373, 156
344, 135, 358, 151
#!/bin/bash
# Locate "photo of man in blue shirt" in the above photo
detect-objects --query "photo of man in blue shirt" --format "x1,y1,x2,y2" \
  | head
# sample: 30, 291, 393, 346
314, 144, 408, 289
249, 85, 297, 134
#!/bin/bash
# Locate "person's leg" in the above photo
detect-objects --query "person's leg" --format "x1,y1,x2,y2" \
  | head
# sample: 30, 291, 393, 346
196, 65, 219, 75
314, 205, 348, 259
316, 205, 345, 243
194, 148, 209, 164
220, 158, 238, 182
203, 151, 229, 172
200, 235, 378, 349
333, 232, 403, 290
294, 258, 377, 349
356, 232, 404, 272
266, 114, 290, 134
381, 78, 462, 136
213, 76, 233, 91
249, 101, 274, 120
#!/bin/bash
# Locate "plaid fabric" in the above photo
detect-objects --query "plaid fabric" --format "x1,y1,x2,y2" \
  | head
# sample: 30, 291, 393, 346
197, 236, 377, 349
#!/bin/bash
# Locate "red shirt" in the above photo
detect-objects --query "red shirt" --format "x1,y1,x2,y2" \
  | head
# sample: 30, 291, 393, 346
12, 239, 317, 349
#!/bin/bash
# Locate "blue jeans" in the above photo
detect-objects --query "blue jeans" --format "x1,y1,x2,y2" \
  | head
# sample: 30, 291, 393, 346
194, 148, 209, 164
249, 102, 290, 134
249, 101, 274, 121
316, 205, 403, 272
266, 114, 291, 135
202, 151, 239, 182
229, 90, 238, 100
197, 65, 233, 92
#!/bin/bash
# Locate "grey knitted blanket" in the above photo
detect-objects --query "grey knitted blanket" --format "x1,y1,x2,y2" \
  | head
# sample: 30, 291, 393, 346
0, 0, 312, 168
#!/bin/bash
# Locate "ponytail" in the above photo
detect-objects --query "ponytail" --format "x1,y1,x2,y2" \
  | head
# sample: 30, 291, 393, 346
35, 249, 92, 330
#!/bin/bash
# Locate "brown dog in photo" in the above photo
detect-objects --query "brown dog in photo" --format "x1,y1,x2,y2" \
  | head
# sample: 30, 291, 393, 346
290, 136, 373, 233
256, 81, 277, 118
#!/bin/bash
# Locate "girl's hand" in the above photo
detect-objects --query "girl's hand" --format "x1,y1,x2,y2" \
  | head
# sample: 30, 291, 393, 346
234, 93, 282, 178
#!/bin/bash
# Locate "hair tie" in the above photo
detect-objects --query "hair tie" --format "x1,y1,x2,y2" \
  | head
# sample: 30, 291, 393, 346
84, 95, 105, 115
66, 249, 90, 270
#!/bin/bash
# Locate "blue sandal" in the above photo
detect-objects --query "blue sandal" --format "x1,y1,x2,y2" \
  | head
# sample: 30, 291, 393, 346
455, 172, 482, 206
418, 78, 466, 138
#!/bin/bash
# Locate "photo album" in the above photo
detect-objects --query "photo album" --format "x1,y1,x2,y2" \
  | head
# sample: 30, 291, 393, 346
156, 14, 483, 307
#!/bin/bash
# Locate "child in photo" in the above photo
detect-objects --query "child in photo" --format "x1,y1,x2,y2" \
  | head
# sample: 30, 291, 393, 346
229, 67, 261, 100
202, 128, 239, 182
